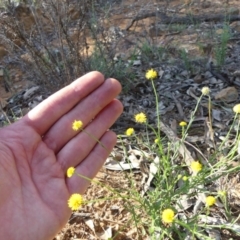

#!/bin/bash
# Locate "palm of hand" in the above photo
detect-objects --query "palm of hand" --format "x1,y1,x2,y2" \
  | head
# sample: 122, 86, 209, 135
0, 124, 70, 239
0, 72, 122, 240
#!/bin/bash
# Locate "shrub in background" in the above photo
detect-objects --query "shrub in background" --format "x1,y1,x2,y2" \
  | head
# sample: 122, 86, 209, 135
0, 0, 130, 91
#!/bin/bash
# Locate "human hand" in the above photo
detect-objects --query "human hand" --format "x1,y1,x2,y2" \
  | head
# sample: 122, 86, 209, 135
0, 71, 123, 240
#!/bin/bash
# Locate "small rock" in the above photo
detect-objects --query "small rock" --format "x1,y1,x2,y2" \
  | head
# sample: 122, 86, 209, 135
215, 87, 238, 103
204, 71, 213, 78
180, 70, 189, 77
209, 77, 218, 84
235, 77, 240, 85
194, 74, 204, 83
233, 70, 240, 77
132, 60, 141, 66
163, 74, 172, 80
158, 70, 164, 79
28, 100, 40, 109
142, 99, 152, 107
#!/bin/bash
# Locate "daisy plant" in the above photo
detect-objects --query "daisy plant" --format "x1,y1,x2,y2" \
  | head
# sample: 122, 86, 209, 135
64, 71, 240, 239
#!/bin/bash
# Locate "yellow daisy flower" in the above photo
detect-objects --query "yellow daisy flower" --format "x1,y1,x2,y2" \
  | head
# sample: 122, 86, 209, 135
190, 161, 202, 173
72, 120, 83, 131
162, 209, 175, 224
233, 104, 240, 114
67, 167, 75, 178
68, 193, 83, 211
201, 86, 210, 95
145, 69, 158, 80
205, 196, 216, 207
179, 121, 187, 127
135, 112, 147, 123
125, 128, 134, 136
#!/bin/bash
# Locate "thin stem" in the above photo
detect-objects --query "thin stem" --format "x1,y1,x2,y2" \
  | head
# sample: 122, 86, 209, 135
151, 80, 160, 137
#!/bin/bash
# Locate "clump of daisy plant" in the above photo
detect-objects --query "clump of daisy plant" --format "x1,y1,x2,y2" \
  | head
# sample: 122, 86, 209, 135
65, 67, 240, 239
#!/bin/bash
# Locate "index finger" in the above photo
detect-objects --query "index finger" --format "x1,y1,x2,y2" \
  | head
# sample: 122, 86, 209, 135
23, 71, 105, 135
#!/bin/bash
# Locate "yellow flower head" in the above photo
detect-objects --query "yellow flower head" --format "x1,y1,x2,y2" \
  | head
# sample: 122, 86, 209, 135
67, 167, 75, 178
190, 161, 202, 173
135, 112, 147, 123
145, 69, 158, 80
162, 209, 175, 224
154, 138, 160, 144
179, 121, 187, 127
201, 86, 210, 95
233, 104, 240, 114
205, 196, 216, 207
72, 120, 83, 131
68, 193, 83, 211
125, 128, 134, 136
182, 176, 188, 181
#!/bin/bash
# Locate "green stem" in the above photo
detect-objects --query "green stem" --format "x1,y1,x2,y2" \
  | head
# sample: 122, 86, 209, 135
151, 80, 160, 137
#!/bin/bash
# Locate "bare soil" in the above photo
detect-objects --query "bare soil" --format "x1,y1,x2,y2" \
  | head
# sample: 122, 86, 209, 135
1, 0, 240, 239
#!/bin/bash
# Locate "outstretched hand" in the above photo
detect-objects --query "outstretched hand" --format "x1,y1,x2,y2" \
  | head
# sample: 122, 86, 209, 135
0, 72, 123, 240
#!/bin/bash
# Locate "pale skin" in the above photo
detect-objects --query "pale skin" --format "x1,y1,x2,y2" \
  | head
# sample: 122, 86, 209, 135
0, 71, 123, 240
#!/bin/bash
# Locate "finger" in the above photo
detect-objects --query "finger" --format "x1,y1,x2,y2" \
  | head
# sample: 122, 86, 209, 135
66, 130, 117, 194
43, 78, 121, 153
23, 71, 105, 135
57, 99, 123, 171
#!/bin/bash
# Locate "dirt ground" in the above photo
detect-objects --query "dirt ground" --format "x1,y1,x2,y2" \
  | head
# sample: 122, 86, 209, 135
1, 0, 240, 239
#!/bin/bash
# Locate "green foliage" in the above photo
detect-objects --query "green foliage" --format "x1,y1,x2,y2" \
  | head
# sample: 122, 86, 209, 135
139, 41, 167, 64
88, 44, 134, 92
214, 24, 231, 69
167, 23, 187, 32
0, 0, 133, 91
82, 78, 240, 239
179, 48, 193, 72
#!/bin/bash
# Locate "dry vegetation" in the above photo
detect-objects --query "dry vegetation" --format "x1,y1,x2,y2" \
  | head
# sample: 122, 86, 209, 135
1, 0, 240, 239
